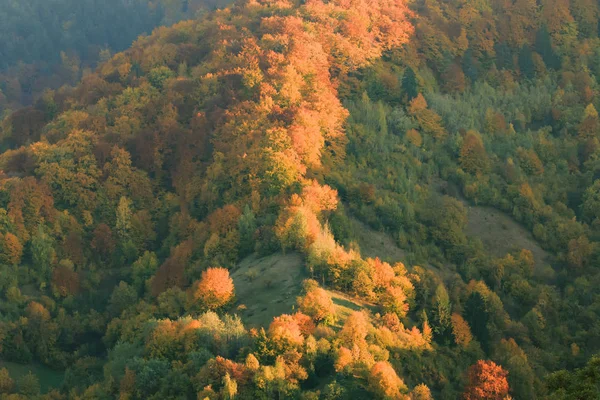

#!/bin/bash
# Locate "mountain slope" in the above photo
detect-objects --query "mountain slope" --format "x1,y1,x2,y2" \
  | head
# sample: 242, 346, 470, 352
0, 0, 600, 398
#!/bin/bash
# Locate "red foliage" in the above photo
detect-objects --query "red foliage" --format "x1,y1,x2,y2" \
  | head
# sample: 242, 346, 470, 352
207, 205, 242, 235
91, 223, 116, 259
196, 356, 251, 389
62, 231, 85, 267
52, 264, 81, 297
8, 107, 47, 147
151, 241, 192, 296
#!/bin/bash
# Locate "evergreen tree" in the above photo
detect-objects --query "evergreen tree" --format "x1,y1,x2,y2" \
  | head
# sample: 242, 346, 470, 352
432, 284, 453, 343
494, 42, 513, 71
518, 45, 535, 79
401, 67, 418, 102
535, 25, 560, 70
465, 291, 490, 352
462, 48, 478, 82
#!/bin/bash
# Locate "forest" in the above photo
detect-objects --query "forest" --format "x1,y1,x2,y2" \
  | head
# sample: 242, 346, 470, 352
0, 0, 599, 398
0, 0, 226, 117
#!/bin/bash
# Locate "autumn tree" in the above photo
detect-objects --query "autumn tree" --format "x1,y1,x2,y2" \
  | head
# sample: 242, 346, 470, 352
411, 383, 433, 400
408, 94, 446, 139
0, 368, 14, 394
0, 233, 23, 265
189, 267, 234, 310
91, 223, 116, 261
297, 280, 336, 325
7, 177, 54, 240
460, 131, 488, 174
566, 235, 594, 270
451, 313, 473, 348
268, 314, 305, 350
463, 360, 509, 400
405, 129, 422, 147
578, 104, 600, 140
516, 147, 544, 175
368, 361, 407, 399
51, 260, 80, 297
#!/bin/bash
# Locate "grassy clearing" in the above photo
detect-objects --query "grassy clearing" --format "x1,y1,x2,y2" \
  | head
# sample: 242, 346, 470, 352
231, 252, 374, 328
462, 203, 552, 278
435, 180, 552, 278
231, 252, 307, 328
328, 290, 375, 329
0, 360, 64, 393
349, 218, 406, 263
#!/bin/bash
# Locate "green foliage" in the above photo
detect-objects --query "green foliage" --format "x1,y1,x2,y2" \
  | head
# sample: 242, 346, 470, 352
132, 251, 160, 294
518, 45, 535, 80
238, 205, 257, 257
108, 282, 138, 317
465, 291, 490, 353
0, 0, 600, 398
16, 371, 39, 397
402, 67, 419, 102
30, 225, 55, 282
431, 284, 452, 343
147, 67, 176, 89
546, 355, 600, 399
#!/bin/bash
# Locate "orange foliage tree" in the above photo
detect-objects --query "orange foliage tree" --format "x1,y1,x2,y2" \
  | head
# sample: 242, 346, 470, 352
0, 233, 23, 265
368, 361, 407, 399
190, 267, 235, 310
460, 131, 488, 174
268, 313, 310, 349
463, 360, 510, 400
451, 313, 473, 348
297, 280, 336, 324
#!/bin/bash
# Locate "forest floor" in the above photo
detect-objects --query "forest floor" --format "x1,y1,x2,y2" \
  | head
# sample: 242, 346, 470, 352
231, 252, 373, 328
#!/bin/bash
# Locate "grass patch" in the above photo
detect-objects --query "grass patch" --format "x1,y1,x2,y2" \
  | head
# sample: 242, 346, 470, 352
231, 252, 307, 328
0, 360, 64, 393
328, 290, 375, 328
349, 218, 406, 263
231, 252, 376, 329
463, 203, 551, 278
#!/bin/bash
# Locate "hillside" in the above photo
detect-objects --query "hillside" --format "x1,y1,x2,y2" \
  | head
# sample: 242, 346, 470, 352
0, 0, 227, 116
0, 0, 599, 398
